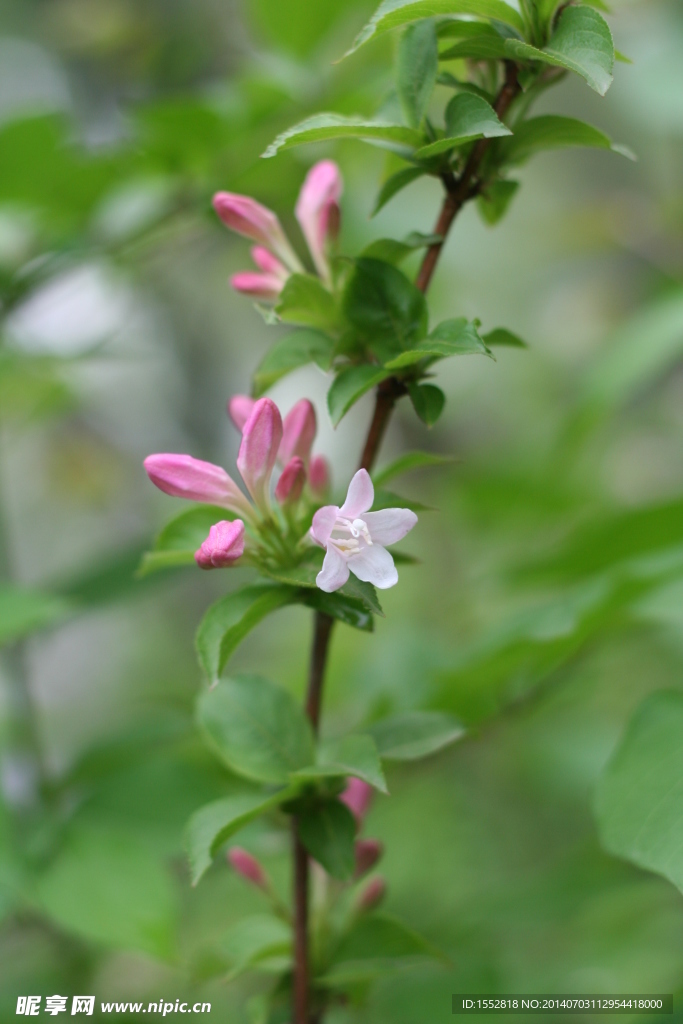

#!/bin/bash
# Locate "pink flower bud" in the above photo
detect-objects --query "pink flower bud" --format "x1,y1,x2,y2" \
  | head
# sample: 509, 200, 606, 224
228, 395, 257, 432
195, 519, 245, 570
143, 454, 252, 517
340, 778, 373, 828
251, 246, 289, 280
357, 876, 386, 913
309, 455, 330, 497
213, 192, 302, 272
227, 847, 268, 890
230, 271, 284, 302
354, 838, 383, 879
295, 160, 342, 282
237, 397, 283, 513
275, 457, 306, 506
280, 400, 317, 465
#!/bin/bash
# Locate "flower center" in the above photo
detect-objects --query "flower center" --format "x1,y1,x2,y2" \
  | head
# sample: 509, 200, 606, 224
331, 516, 373, 555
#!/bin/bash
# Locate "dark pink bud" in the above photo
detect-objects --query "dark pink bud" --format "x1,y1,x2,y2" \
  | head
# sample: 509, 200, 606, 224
275, 457, 306, 506
227, 847, 268, 890
354, 838, 383, 879
237, 397, 283, 513
143, 453, 252, 517
228, 395, 257, 432
309, 455, 330, 497
357, 876, 386, 913
194, 519, 245, 570
341, 778, 373, 827
280, 400, 317, 465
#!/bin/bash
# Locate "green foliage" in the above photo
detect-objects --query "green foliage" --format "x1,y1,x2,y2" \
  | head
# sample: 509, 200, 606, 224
327, 365, 394, 426
252, 329, 335, 396
477, 180, 520, 225
415, 93, 511, 160
263, 115, 423, 159
385, 317, 492, 370
372, 167, 426, 215
499, 116, 631, 166
294, 734, 388, 793
0, 585, 72, 647
372, 450, 453, 487
138, 505, 236, 576
369, 710, 465, 760
595, 692, 683, 895
197, 674, 315, 784
342, 258, 428, 362
275, 275, 339, 330
396, 21, 439, 129
297, 799, 357, 880
408, 382, 446, 425
221, 915, 291, 980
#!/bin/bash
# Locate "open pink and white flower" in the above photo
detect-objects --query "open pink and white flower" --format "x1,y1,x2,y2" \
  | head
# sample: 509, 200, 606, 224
310, 469, 417, 593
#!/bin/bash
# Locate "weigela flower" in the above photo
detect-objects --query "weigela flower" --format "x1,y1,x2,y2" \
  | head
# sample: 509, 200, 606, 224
310, 469, 417, 592
195, 520, 245, 570
227, 847, 268, 890
214, 160, 343, 302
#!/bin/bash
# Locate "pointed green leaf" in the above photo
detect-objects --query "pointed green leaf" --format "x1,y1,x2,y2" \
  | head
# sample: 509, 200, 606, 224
330, 911, 443, 964
327, 365, 394, 426
499, 115, 632, 166
372, 167, 426, 216
373, 450, 453, 487
195, 585, 296, 683
408, 382, 446, 426
504, 5, 614, 96
302, 589, 374, 631
186, 790, 294, 885
297, 799, 357, 880
198, 674, 315, 784
0, 585, 72, 647
397, 20, 438, 128
343, 258, 429, 360
595, 691, 683, 895
385, 317, 491, 369
275, 274, 338, 330
415, 93, 511, 160
483, 327, 528, 347
262, 114, 423, 159
370, 710, 465, 760
345, 0, 525, 56
477, 179, 519, 225
138, 505, 234, 577
440, 28, 508, 60
360, 233, 442, 266
253, 329, 335, 396
293, 734, 388, 793
340, 576, 384, 616
221, 915, 291, 980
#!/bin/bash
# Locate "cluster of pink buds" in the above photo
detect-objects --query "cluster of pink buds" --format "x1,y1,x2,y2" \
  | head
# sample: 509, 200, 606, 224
341, 778, 386, 912
144, 396, 330, 571
213, 160, 342, 298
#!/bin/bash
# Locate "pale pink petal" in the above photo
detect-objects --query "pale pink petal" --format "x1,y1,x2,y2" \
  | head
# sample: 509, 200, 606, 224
237, 398, 283, 513
230, 271, 283, 301
339, 469, 374, 519
274, 457, 306, 505
309, 455, 330, 497
361, 508, 417, 546
316, 544, 350, 592
251, 246, 289, 280
310, 505, 339, 547
228, 395, 256, 432
347, 544, 398, 590
280, 400, 317, 465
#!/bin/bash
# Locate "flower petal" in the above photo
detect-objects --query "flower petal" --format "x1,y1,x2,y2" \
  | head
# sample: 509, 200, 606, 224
361, 508, 417, 546
340, 469, 374, 519
316, 545, 350, 593
348, 544, 398, 590
310, 504, 339, 547
237, 398, 283, 513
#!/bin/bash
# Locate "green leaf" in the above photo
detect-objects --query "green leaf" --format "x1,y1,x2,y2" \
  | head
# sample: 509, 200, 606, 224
344, 0, 525, 56
439, 34, 509, 60
373, 487, 435, 513
327, 366, 394, 427
408, 383, 446, 426
415, 93, 511, 160
186, 790, 294, 886
595, 691, 683, 895
373, 450, 453, 487
262, 114, 423, 159
35, 825, 177, 959
397, 20, 438, 128
294, 734, 388, 793
372, 167, 426, 216
197, 674, 315, 784
504, 5, 614, 96
477, 179, 519, 225
360, 233, 442, 266
253, 329, 334, 396
297, 799, 356, 880
369, 710, 465, 760
330, 911, 442, 963
275, 274, 338, 330
264, 553, 384, 618
302, 589, 374, 632
343, 258, 428, 361
498, 115, 631, 166
195, 584, 296, 683
221, 915, 291, 980
0, 585, 72, 647
340, 576, 385, 617
137, 505, 234, 578
482, 327, 528, 348
385, 317, 491, 369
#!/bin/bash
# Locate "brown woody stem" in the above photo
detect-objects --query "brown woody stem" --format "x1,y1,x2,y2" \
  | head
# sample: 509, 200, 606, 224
292, 61, 520, 1024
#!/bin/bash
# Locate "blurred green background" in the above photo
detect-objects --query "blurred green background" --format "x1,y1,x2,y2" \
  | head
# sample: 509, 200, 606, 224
1, 0, 683, 1020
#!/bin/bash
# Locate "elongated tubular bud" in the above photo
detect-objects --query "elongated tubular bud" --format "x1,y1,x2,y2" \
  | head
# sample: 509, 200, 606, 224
251, 246, 289, 279
356, 876, 386, 913
195, 520, 245, 569
340, 777, 373, 828
354, 838, 384, 879
275, 457, 306, 506
228, 395, 257, 432
280, 399, 317, 465
227, 847, 268, 890
143, 453, 252, 517
309, 454, 330, 497
230, 271, 284, 301
237, 397, 283, 514
213, 192, 302, 272
295, 160, 342, 282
